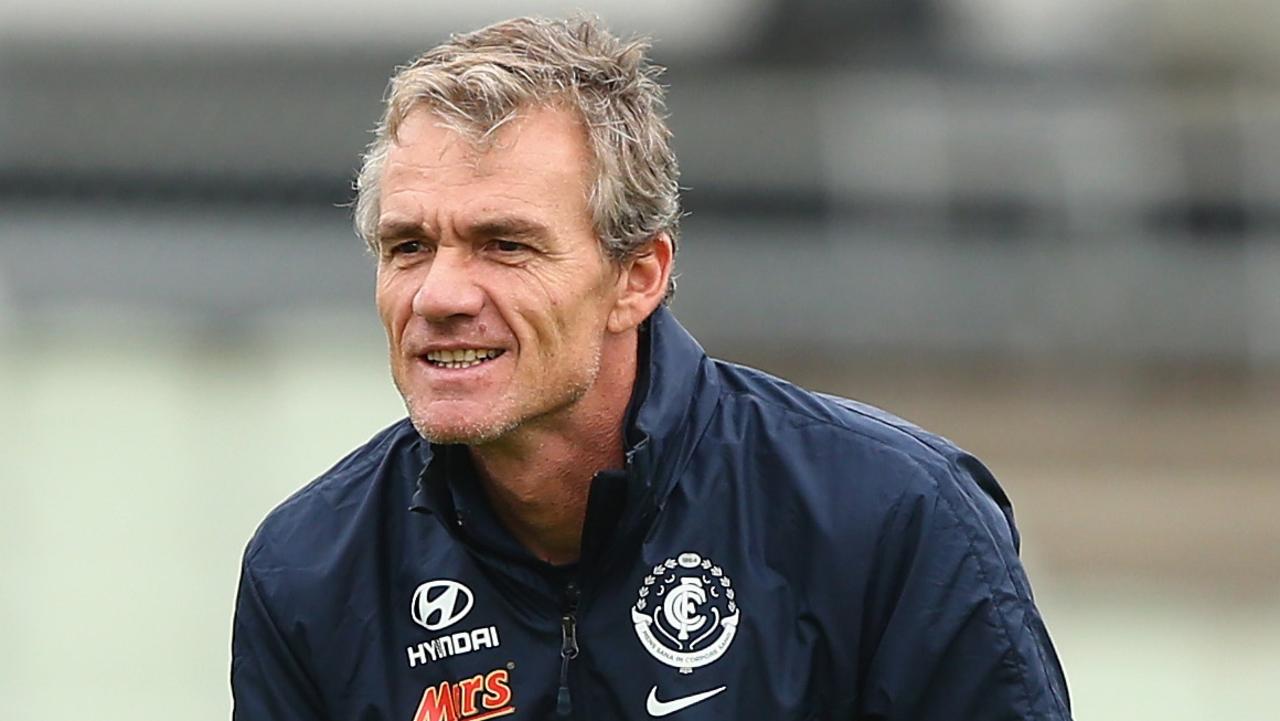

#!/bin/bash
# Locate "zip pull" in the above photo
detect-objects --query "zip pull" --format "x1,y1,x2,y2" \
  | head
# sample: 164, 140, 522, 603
556, 582, 581, 718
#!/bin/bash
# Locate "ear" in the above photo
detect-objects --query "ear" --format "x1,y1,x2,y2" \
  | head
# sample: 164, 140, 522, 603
608, 233, 673, 334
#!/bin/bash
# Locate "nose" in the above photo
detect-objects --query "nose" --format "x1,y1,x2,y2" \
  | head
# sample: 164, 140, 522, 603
411, 246, 486, 322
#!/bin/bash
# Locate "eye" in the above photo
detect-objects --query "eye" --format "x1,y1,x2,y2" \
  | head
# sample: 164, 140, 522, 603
489, 239, 527, 253
388, 240, 427, 257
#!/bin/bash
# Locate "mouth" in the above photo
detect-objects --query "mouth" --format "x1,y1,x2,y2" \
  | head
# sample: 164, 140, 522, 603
422, 348, 507, 370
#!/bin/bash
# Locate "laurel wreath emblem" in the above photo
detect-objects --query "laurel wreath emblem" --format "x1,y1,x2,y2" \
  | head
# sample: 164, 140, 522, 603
635, 557, 737, 614
631, 552, 742, 673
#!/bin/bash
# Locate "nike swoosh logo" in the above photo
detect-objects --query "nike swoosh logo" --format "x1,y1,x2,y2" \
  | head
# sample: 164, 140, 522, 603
646, 685, 727, 716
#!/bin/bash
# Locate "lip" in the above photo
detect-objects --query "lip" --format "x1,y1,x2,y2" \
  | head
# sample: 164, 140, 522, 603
418, 343, 509, 353
405, 335, 513, 357
412, 350, 509, 382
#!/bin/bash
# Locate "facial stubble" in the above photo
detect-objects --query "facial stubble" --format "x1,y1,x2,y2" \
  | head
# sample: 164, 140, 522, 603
395, 341, 604, 447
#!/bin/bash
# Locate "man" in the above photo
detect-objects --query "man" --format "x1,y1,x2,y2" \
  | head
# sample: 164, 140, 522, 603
232, 16, 1071, 721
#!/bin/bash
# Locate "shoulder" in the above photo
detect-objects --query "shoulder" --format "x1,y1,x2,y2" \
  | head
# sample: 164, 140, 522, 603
710, 358, 970, 474
701, 359, 1037, 629
704, 359, 1017, 546
241, 418, 423, 577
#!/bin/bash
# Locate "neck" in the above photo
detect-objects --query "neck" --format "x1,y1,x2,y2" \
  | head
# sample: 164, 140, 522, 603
468, 331, 638, 565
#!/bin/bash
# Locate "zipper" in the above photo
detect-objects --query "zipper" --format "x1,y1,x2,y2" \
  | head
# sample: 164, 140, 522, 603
555, 580, 581, 718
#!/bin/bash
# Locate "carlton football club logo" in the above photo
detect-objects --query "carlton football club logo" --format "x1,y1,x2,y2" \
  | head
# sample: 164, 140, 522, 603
631, 552, 741, 674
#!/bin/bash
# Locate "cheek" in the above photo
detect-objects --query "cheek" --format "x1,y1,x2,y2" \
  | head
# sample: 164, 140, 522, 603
375, 273, 414, 336
495, 262, 615, 351
374, 297, 398, 340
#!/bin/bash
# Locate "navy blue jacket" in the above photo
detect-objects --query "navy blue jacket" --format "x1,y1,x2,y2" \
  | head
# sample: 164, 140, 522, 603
232, 307, 1071, 720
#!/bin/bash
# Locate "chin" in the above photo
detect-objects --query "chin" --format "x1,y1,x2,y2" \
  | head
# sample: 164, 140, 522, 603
413, 422, 512, 446
406, 403, 518, 446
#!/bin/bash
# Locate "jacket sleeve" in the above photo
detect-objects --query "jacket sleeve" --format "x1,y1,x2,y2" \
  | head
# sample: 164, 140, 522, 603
231, 551, 328, 721
857, 456, 1072, 720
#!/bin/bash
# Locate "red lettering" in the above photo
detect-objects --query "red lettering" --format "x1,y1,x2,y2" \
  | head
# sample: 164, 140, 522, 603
413, 669, 514, 721
481, 670, 512, 709
457, 675, 484, 716
414, 682, 458, 721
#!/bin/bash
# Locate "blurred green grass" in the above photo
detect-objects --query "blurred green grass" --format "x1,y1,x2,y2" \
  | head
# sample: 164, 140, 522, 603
2, 317, 1276, 721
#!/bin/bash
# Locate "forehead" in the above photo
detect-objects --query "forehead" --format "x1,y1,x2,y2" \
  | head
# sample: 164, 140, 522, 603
379, 105, 594, 227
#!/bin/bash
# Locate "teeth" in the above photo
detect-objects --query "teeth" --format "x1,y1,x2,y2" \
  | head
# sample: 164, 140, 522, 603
425, 348, 502, 367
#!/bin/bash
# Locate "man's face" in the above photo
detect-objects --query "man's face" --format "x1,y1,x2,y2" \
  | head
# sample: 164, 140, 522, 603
375, 105, 623, 445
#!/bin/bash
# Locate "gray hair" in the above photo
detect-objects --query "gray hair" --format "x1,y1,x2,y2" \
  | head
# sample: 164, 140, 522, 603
354, 15, 680, 300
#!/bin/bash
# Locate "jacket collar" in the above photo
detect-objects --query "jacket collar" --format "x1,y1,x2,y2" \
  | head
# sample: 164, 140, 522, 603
409, 306, 721, 560
621, 305, 721, 513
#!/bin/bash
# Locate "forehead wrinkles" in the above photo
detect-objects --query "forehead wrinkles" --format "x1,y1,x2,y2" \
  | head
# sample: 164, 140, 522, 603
385, 128, 541, 193
385, 125, 483, 180
380, 107, 596, 233
379, 147, 490, 226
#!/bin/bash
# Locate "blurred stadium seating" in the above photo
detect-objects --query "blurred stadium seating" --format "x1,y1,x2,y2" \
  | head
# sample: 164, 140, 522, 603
1, 1, 1277, 719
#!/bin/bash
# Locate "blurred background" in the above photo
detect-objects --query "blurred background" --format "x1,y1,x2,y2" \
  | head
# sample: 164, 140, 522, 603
2, 0, 1278, 718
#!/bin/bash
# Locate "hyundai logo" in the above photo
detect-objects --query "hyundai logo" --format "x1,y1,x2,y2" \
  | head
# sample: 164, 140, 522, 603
411, 580, 475, 631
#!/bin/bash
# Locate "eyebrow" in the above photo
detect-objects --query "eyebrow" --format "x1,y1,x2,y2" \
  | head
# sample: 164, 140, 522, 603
466, 216, 549, 242
376, 219, 431, 246
375, 215, 551, 248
